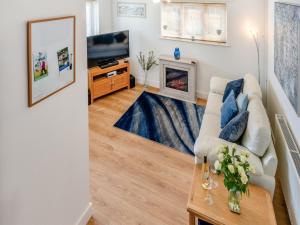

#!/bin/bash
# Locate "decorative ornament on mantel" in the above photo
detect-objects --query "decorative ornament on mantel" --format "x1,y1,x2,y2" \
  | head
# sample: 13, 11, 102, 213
174, 48, 181, 60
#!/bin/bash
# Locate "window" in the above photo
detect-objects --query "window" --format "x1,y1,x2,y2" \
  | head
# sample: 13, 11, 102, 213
161, 3, 227, 44
86, 0, 100, 36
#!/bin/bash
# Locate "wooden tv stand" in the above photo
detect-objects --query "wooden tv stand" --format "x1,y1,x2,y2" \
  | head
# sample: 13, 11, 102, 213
88, 59, 130, 103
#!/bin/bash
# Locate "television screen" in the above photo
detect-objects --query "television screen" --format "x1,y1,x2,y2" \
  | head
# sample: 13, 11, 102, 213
87, 30, 129, 68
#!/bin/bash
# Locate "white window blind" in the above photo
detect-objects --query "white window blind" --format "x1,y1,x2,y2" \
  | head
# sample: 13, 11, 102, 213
86, 0, 100, 36
161, 3, 227, 43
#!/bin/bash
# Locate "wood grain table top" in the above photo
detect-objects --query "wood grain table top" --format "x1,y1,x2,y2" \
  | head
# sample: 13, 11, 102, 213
187, 165, 277, 225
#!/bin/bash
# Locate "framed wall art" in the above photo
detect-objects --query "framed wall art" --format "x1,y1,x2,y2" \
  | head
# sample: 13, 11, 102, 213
27, 16, 76, 107
274, 2, 300, 116
117, 2, 146, 18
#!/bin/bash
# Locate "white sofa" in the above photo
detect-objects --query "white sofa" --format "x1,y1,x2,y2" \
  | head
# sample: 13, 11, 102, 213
194, 74, 278, 197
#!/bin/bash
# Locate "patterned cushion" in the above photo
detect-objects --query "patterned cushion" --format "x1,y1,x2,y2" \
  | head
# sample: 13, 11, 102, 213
236, 93, 249, 112
219, 111, 249, 143
221, 90, 238, 128
222, 78, 244, 102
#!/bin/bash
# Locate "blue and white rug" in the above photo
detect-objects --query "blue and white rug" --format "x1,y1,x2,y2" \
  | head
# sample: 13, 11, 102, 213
114, 92, 205, 156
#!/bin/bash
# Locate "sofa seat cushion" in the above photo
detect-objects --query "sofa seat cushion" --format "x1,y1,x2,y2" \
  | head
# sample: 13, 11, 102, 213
241, 97, 271, 157
243, 73, 262, 99
197, 114, 221, 142
194, 136, 264, 176
205, 92, 223, 116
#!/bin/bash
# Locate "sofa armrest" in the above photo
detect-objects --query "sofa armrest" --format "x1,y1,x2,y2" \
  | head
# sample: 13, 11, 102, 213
261, 141, 278, 177
194, 135, 264, 176
210, 76, 231, 95
250, 174, 275, 198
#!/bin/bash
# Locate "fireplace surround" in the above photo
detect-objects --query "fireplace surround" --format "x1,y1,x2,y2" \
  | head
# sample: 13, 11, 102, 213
159, 55, 197, 102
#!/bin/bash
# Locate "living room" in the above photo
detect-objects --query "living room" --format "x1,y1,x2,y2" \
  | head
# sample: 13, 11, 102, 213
0, 0, 299, 225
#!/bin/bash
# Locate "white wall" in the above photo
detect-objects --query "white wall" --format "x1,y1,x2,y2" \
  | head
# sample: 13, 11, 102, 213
0, 0, 91, 225
99, 0, 113, 33
112, 0, 266, 99
266, 0, 300, 145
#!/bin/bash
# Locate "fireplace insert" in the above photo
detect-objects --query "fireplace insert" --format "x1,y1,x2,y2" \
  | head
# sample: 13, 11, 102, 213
165, 67, 188, 92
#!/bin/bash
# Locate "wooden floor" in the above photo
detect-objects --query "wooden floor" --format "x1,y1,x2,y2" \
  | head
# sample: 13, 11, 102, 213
88, 85, 290, 225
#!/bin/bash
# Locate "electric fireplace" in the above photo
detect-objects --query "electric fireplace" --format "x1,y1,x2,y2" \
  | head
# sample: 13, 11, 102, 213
159, 55, 197, 102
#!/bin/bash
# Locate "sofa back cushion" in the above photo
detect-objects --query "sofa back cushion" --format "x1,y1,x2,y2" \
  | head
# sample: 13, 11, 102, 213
241, 97, 271, 157
243, 73, 262, 99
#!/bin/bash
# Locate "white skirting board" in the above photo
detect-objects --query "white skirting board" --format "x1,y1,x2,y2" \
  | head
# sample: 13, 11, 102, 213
75, 202, 92, 225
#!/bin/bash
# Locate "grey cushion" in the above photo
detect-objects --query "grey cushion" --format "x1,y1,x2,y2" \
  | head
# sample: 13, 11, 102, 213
236, 93, 249, 112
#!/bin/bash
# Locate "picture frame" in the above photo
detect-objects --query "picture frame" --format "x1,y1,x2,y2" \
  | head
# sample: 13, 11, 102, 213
117, 2, 147, 18
27, 16, 76, 107
274, 2, 300, 116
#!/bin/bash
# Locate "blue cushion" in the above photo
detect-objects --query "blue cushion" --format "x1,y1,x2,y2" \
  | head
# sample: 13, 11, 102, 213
236, 93, 249, 112
219, 111, 249, 143
222, 78, 244, 102
221, 90, 238, 128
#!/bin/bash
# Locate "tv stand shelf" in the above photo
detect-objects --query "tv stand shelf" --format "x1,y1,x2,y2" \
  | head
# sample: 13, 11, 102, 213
88, 59, 130, 103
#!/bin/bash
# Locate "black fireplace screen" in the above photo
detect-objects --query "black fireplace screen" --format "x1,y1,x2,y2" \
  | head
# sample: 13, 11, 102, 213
166, 67, 188, 92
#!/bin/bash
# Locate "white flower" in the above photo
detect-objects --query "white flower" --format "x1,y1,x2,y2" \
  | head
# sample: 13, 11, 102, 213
241, 150, 250, 158
240, 155, 247, 163
234, 159, 240, 167
232, 157, 236, 165
218, 144, 227, 153
214, 160, 221, 171
238, 166, 245, 177
241, 174, 248, 184
218, 153, 224, 162
228, 164, 235, 173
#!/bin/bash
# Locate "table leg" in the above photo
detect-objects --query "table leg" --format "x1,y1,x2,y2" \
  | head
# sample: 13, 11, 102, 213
189, 213, 196, 225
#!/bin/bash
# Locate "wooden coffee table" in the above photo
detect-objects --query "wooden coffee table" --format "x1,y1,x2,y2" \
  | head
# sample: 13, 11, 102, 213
187, 165, 277, 225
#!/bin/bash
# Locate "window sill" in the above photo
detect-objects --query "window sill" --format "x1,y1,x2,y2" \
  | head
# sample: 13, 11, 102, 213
160, 36, 230, 47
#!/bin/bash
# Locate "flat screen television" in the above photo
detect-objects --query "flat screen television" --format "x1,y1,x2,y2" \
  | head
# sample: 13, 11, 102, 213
87, 30, 129, 68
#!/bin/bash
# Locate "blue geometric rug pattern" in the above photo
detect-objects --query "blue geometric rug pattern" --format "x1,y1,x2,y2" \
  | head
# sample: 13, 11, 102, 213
114, 92, 205, 156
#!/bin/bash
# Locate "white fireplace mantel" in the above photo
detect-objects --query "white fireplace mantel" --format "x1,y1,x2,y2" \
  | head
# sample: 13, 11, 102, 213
159, 55, 197, 65
159, 55, 197, 103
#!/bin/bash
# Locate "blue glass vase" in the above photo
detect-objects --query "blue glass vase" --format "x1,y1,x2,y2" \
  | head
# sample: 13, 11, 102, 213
174, 48, 180, 60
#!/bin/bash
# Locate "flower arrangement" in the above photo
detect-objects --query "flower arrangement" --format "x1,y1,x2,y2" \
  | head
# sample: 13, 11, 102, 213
137, 51, 158, 87
214, 144, 255, 213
